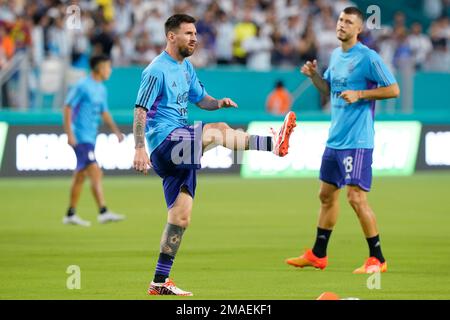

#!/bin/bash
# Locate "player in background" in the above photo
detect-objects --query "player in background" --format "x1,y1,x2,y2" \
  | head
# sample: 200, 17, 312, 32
63, 55, 125, 227
133, 14, 297, 296
285, 7, 400, 274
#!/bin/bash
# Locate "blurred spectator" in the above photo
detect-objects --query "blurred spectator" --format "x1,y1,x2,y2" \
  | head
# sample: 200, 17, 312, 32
407, 22, 433, 70
298, 0, 314, 25
196, 8, 216, 51
30, 15, 46, 67
0, 22, 14, 107
377, 27, 396, 71
425, 17, 450, 71
393, 11, 407, 30
280, 14, 305, 49
0, 0, 17, 25
332, 0, 356, 18
70, 10, 93, 69
96, 0, 114, 22
0, 23, 15, 63
266, 80, 292, 115
214, 10, 234, 65
393, 27, 414, 71
114, 0, 134, 36
242, 25, 273, 71
48, 15, 72, 59
315, 5, 339, 71
90, 20, 115, 57
10, 14, 31, 53
131, 30, 156, 65
144, 8, 166, 47
232, 9, 257, 65
271, 27, 294, 67
298, 18, 318, 64
112, 28, 135, 66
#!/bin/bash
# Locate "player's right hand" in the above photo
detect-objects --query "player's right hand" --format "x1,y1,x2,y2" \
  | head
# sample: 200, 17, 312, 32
133, 147, 151, 175
300, 59, 318, 78
67, 134, 77, 147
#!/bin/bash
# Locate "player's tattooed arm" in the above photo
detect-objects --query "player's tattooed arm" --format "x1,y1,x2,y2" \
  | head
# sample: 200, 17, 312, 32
133, 106, 147, 148
133, 106, 151, 174
160, 223, 186, 256
197, 95, 238, 110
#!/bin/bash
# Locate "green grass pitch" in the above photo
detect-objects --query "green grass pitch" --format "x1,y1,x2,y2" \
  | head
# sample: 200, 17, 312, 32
0, 173, 449, 300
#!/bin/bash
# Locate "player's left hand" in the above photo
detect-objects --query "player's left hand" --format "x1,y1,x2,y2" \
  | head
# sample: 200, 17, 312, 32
339, 90, 360, 104
116, 132, 125, 143
218, 98, 238, 109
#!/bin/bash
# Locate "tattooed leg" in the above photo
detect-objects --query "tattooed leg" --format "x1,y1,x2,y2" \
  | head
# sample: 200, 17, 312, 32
153, 223, 187, 283
153, 189, 192, 283
160, 223, 186, 257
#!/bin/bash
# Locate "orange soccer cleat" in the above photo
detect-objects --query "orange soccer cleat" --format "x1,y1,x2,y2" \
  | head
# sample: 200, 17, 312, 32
272, 111, 297, 157
352, 257, 387, 274
148, 278, 193, 296
316, 292, 341, 300
285, 249, 328, 270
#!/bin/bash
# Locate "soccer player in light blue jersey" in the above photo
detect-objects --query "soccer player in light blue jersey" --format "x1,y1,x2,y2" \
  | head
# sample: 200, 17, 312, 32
62, 55, 125, 227
286, 7, 400, 274
133, 14, 297, 296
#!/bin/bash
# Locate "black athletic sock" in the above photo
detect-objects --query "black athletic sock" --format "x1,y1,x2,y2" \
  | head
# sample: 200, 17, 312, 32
366, 235, 385, 263
67, 207, 76, 217
99, 206, 108, 214
249, 135, 273, 151
312, 227, 333, 258
153, 253, 174, 283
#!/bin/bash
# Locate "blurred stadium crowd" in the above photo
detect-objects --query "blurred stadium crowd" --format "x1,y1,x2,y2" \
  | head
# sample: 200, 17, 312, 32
0, 0, 449, 109
0, 0, 449, 71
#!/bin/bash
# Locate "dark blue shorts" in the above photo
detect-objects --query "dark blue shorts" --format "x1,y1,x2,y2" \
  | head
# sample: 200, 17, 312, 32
150, 123, 203, 208
73, 143, 96, 171
319, 147, 373, 192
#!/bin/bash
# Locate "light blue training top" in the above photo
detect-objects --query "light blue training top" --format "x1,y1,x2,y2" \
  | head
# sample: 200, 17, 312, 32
323, 42, 397, 149
65, 76, 108, 145
134, 51, 207, 154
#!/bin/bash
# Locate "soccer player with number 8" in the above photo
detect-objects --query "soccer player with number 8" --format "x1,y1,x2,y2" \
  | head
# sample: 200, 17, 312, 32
285, 7, 400, 274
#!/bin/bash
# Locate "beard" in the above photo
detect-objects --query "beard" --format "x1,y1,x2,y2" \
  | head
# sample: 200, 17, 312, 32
179, 45, 195, 58
337, 31, 352, 42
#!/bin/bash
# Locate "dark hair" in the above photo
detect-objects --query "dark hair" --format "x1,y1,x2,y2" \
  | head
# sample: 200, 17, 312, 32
275, 80, 284, 88
164, 14, 196, 35
343, 7, 364, 22
89, 54, 110, 70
